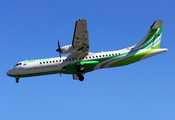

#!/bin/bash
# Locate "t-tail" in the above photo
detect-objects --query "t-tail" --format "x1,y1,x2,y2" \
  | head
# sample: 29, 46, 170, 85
133, 20, 163, 50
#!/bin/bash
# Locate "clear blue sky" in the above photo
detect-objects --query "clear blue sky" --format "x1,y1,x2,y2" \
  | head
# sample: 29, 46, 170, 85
1, 0, 175, 120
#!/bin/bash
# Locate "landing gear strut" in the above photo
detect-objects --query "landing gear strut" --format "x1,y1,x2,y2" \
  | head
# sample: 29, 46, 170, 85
76, 64, 85, 73
76, 65, 85, 81
16, 78, 19, 83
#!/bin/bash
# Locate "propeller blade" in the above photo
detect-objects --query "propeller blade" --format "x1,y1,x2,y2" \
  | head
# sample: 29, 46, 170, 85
56, 39, 62, 59
56, 39, 62, 52
57, 39, 61, 50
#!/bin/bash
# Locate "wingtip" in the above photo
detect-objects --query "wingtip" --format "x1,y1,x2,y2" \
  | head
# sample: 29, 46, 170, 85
76, 18, 86, 21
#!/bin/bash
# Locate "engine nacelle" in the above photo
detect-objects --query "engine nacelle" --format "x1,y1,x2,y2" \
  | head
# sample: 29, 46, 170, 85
61, 45, 78, 54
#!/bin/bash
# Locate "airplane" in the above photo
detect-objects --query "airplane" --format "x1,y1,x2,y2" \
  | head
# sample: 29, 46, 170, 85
6, 19, 167, 83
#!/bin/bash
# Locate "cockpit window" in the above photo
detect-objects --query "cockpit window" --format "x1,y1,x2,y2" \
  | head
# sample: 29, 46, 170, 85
15, 63, 22, 66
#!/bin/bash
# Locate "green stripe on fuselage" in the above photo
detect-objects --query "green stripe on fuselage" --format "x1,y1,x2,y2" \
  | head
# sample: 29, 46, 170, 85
109, 49, 155, 67
61, 50, 143, 74
9, 48, 157, 78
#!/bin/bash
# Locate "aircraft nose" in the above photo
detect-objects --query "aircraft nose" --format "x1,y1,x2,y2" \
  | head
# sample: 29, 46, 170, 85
6, 70, 12, 76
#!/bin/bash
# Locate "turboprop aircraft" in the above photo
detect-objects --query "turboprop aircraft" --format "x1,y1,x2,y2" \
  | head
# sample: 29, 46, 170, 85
6, 19, 167, 83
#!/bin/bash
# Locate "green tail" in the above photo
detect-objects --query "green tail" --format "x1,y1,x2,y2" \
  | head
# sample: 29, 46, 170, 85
133, 20, 163, 50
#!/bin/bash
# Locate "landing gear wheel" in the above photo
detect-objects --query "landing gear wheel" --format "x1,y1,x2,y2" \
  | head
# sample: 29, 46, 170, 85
79, 75, 84, 81
16, 78, 19, 83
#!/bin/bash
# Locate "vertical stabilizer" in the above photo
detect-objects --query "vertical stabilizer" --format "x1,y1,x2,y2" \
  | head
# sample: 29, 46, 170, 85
133, 20, 163, 50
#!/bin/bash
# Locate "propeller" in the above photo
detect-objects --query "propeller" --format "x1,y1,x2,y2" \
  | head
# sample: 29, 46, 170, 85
56, 39, 62, 77
56, 39, 62, 58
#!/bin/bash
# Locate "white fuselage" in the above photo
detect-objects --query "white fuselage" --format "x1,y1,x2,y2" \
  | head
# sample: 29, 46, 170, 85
6, 47, 168, 78
6, 49, 126, 77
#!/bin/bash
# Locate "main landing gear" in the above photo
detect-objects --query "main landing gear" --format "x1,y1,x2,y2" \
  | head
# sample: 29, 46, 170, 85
77, 73, 84, 81
15, 78, 19, 83
76, 64, 85, 73
76, 65, 85, 81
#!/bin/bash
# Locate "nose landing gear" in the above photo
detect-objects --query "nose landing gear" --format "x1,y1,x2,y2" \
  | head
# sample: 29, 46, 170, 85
15, 78, 19, 83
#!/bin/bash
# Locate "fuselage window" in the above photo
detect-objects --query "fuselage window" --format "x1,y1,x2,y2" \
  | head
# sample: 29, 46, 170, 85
53, 61, 55, 63
82, 57, 84, 59
106, 55, 108, 57
89, 56, 91, 58
103, 55, 105, 57
56, 60, 58, 62
96, 56, 98, 58
115, 53, 117, 55
99, 55, 101, 57
72, 58, 74, 60
86, 57, 88, 59
93, 56, 94, 58
43, 62, 45, 64
69, 59, 71, 61
65, 59, 68, 61
109, 54, 111, 56
63, 59, 65, 61
50, 61, 51, 63
119, 53, 120, 55
40, 62, 42, 64
112, 54, 114, 56
59, 60, 61, 62
46, 61, 48, 63
79, 58, 81, 60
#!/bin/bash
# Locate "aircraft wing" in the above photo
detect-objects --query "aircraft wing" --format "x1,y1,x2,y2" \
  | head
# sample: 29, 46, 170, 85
72, 19, 89, 54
